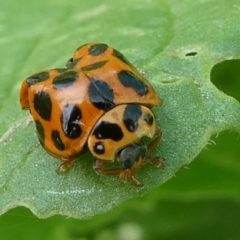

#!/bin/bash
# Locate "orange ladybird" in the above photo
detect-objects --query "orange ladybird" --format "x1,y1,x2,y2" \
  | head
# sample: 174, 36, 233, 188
20, 43, 164, 186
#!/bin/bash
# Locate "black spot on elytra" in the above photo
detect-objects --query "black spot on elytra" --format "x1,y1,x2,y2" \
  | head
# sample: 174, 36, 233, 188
61, 104, 82, 139
112, 49, 131, 65
34, 91, 52, 121
54, 68, 68, 73
66, 58, 74, 68
118, 70, 148, 96
88, 44, 108, 56
143, 113, 154, 126
26, 71, 50, 86
51, 130, 65, 151
66, 58, 81, 69
123, 104, 142, 132
93, 142, 105, 154
53, 71, 79, 89
92, 121, 123, 141
35, 120, 45, 145
88, 79, 115, 111
81, 60, 108, 71
76, 43, 88, 51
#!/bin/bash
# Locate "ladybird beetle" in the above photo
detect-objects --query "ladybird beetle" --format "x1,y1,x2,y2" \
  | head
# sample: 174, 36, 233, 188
20, 43, 164, 187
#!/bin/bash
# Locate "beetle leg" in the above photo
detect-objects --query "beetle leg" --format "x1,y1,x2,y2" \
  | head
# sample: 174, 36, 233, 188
56, 159, 76, 173
93, 158, 122, 175
94, 158, 143, 187
94, 158, 144, 186
147, 156, 165, 168
147, 126, 162, 152
119, 168, 143, 187
146, 127, 165, 168
56, 146, 88, 173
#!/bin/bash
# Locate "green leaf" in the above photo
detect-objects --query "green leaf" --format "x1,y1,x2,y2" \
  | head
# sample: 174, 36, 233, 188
0, 0, 240, 219
0, 131, 239, 240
